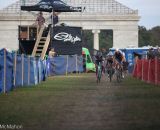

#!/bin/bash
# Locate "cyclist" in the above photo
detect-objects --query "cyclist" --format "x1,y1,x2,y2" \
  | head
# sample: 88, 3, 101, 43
105, 51, 115, 75
95, 53, 104, 76
106, 51, 114, 65
113, 49, 126, 78
114, 49, 125, 63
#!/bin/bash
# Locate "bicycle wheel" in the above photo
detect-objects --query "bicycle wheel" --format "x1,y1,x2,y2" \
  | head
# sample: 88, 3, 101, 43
108, 69, 112, 82
97, 66, 101, 83
116, 69, 122, 83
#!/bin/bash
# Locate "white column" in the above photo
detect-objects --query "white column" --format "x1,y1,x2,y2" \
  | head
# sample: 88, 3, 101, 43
92, 30, 100, 50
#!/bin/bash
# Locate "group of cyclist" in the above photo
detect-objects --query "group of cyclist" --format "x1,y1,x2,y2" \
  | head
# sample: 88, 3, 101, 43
95, 49, 127, 80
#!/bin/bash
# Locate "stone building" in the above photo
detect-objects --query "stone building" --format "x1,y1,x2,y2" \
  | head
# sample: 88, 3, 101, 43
0, 0, 140, 50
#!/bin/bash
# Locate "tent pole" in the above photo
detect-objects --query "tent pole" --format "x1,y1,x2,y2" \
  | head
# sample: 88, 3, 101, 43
52, 9, 54, 36
51, 8, 54, 47
52, 9, 54, 27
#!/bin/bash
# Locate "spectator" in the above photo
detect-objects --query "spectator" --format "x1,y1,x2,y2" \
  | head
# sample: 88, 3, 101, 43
49, 48, 56, 58
51, 11, 60, 26
36, 12, 45, 28
155, 47, 160, 59
147, 47, 156, 59
133, 52, 142, 60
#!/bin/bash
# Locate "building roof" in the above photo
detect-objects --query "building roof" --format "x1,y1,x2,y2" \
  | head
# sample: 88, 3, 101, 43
0, 0, 138, 15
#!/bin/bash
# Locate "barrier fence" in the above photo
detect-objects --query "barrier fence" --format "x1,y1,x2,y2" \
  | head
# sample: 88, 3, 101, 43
0, 49, 47, 93
0, 49, 83, 93
132, 58, 160, 85
47, 55, 83, 76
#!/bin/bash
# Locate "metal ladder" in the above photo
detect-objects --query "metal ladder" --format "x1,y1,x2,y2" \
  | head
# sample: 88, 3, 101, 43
32, 26, 50, 60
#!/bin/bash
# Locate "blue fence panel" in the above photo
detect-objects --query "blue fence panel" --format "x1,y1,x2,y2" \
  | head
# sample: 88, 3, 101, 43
36, 58, 46, 83
36, 58, 41, 83
23, 56, 29, 86
30, 57, 38, 85
46, 59, 50, 76
0, 49, 13, 93
5, 51, 13, 92
77, 55, 83, 72
55, 56, 67, 75
15, 55, 23, 87
68, 55, 76, 73
48, 58, 55, 76
48, 56, 67, 75
47, 55, 84, 76
41, 60, 46, 81
44, 60, 48, 80
0, 50, 48, 93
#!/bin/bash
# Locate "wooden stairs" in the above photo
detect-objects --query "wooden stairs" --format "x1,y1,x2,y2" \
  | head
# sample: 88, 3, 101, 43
32, 26, 50, 60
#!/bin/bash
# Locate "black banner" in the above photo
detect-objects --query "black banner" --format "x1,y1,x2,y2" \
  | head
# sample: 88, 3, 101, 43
51, 26, 82, 55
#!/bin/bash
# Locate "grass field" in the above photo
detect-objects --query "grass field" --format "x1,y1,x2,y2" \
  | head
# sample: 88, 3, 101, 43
0, 73, 160, 130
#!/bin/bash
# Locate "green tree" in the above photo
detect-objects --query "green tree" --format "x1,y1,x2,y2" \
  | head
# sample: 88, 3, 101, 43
138, 26, 152, 47
139, 26, 160, 47
99, 30, 113, 51
82, 30, 113, 52
82, 30, 93, 50
149, 26, 160, 46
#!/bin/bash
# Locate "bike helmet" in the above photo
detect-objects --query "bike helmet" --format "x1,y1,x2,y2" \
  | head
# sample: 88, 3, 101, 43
107, 51, 114, 56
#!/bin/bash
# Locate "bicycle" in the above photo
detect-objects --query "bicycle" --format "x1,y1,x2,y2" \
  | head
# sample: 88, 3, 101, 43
106, 62, 114, 82
96, 63, 102, 83
115, 63, 123, 82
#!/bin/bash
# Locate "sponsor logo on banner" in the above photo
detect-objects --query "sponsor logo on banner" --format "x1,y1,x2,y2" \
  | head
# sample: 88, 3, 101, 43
39, 4, 52, 9
54, 32, 81, 44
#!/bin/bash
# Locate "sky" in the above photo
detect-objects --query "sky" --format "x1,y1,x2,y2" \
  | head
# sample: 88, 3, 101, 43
118, 0, 160, 29
0, 0, 160, 29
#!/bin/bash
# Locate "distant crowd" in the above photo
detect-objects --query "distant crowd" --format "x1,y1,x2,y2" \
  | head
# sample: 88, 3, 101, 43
147, 47, 160, 59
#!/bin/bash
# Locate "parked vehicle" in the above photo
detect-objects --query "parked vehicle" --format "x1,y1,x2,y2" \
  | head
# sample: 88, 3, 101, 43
82, 48, 96, 72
